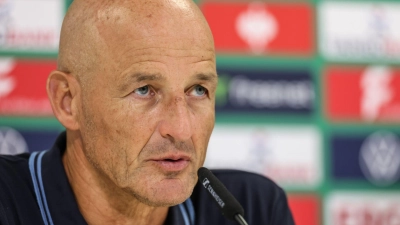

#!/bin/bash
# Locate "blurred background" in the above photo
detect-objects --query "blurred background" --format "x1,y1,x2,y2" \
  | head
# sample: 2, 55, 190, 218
1, 0, 400, 224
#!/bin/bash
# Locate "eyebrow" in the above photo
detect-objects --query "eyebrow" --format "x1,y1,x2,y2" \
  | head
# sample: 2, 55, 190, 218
118, 72, 217, 93
195, 73, 218, 82
118, 73, 164, 93
128, 72, 217, 83
131, 73, 166, 82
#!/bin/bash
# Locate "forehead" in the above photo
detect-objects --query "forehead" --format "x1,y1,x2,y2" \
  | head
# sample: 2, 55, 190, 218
112, 37, 214, 65
91, 2, 215, 75
94, 1, 214, 48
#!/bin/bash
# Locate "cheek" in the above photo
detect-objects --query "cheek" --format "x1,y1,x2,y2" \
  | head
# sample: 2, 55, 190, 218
81, 99, 158, 181
102, 103, 157, 157
196, 106, 215, 136
192, 108, 215, 164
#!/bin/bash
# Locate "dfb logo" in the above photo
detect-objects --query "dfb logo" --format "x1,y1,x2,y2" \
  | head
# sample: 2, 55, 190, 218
201, 2, 313, 55
359, 131, 400, 186
235, 3, 278, 54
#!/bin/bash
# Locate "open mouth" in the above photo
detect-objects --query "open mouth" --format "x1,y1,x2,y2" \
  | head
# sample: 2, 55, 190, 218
164, 158, 181, 162
152, 157, 190, 172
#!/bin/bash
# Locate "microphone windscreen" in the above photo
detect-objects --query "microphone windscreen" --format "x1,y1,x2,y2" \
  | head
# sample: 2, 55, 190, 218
197, 167, 245, 220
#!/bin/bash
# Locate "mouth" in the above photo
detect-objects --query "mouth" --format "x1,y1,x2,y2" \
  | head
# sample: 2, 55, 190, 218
148, 154, 191, 172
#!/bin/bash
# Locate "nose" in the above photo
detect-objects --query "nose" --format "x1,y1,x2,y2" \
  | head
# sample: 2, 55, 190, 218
158, 96, 193, 143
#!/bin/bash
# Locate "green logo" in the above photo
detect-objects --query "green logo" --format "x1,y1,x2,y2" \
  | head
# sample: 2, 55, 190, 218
215, 74, 229, 107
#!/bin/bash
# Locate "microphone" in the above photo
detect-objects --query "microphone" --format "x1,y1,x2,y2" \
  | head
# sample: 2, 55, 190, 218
197, 167, 249, 225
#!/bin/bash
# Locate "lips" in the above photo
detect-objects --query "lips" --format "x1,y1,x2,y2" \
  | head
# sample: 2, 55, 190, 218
148, 153, 191, 172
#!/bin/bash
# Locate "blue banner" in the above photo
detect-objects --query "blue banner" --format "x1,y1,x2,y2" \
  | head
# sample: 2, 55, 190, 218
216, 68, 315, 114
331, 131, 400, 186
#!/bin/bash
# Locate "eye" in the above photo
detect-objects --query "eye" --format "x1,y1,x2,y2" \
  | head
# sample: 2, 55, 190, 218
133, 85, 151, 96
190, 85, 207, 97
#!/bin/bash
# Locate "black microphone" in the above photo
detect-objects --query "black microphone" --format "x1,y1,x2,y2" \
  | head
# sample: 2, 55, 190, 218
197, 167, 249, 225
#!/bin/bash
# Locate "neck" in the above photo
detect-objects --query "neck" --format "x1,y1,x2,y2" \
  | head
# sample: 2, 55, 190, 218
62, 132, 168, 225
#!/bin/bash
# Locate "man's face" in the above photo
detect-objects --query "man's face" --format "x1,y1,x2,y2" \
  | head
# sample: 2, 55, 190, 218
76, 5, 217, 207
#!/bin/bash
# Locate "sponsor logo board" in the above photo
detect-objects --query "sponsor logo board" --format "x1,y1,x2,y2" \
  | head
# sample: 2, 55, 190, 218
0, 58, 56, 116
326, 66, 400, 123
325, 192, 400, 225
216, 68, 315, 114
0, 0, 63, 52
201, 2, 313, 55
331, 131, 400, 186
204, 125, 322, 188
319, 2, 400, 62
0, 127, 59, 154
288, 195, 319, 225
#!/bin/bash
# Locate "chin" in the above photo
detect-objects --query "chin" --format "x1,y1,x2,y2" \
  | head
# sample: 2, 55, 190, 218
124, 174, 196, 207
150, 178, 195, 207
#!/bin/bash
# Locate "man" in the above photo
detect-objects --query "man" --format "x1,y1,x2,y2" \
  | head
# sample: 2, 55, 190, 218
0, 0, 295, 224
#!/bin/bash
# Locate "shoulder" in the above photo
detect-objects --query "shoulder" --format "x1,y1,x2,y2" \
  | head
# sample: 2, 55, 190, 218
0, 153, 33, 199
0, 154, 36, 225
0, 153, 31, 182
210, 169, 289, 215
0, 153, 31, 184
0, 153, 30, 164
191, 169, 295, 225
211, 169, 283, 193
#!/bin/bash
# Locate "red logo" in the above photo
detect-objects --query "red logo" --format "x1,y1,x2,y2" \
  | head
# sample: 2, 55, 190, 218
326, 66, 400, 123
327, 193, 400, 225
0, 58, 56, 116
200, 2, 314, 55
335, 204, 400, 225
288, 195, 319, 225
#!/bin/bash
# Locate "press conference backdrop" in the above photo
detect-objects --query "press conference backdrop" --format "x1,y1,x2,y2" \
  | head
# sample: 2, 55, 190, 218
1, 0, 400, 224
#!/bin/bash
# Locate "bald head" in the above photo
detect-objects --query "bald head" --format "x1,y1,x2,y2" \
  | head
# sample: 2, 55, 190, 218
58, 0, 214, 84
49, 0, 218, 215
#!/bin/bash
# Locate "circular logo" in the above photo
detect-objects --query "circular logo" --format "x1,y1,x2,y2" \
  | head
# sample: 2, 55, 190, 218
0, 127, 28, 155
359, 131, 400, 186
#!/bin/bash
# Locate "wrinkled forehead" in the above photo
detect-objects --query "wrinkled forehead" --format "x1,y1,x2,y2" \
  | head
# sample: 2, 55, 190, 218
93, 0, 214, 54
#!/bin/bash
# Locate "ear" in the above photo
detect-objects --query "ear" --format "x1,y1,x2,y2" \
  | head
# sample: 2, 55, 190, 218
47, 71, 80, 130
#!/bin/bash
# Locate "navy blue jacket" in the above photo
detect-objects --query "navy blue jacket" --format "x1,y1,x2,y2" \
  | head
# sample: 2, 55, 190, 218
0, 132, 294, 225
